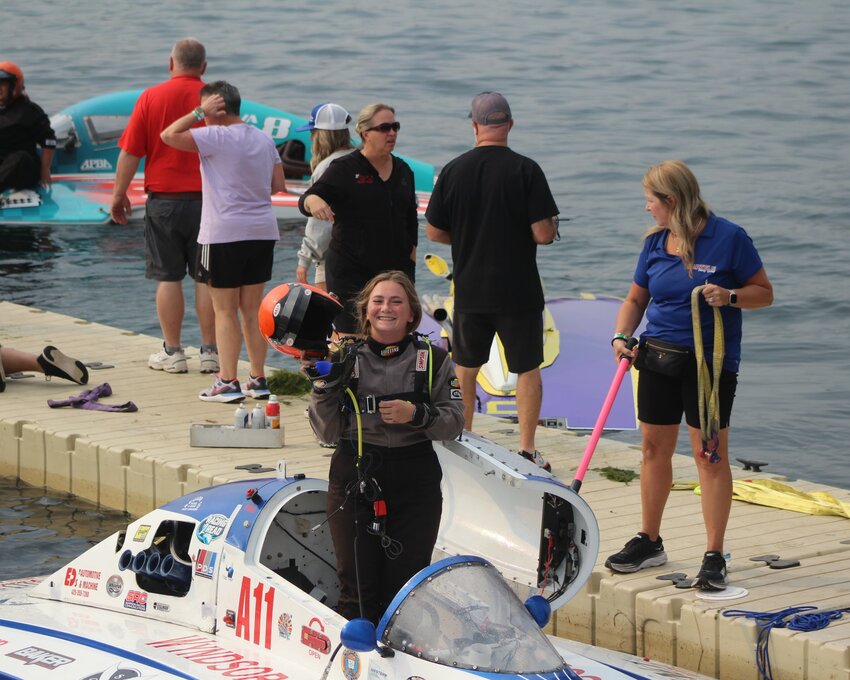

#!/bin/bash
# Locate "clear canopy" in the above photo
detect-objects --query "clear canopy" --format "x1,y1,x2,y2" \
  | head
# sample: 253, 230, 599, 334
381, 559, 567, 674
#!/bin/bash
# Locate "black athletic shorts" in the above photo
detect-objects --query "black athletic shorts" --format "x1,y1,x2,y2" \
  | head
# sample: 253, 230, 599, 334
196, 240, 275, 288
452, 309, 544, 374
637, 358, 738, 429
144, 197, 203, 281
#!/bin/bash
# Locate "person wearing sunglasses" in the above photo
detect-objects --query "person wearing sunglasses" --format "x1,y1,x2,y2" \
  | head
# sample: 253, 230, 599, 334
299, 103, 418, 336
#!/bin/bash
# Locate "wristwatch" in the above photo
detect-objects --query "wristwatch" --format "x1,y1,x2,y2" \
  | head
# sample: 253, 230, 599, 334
728, 290, 738, 306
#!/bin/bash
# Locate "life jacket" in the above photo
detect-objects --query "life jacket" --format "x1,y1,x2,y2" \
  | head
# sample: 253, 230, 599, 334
338, 333, 446, 415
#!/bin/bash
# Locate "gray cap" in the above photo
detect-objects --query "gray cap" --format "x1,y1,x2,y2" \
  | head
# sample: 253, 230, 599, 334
469, 91, 512, 125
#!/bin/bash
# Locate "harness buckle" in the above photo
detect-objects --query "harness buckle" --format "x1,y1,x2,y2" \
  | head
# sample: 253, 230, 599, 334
364, 395, 377, 414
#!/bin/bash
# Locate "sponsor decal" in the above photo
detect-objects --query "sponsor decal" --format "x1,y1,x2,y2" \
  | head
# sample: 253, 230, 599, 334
224, 561, 234, 580
449, 376, 460, 388
380, 344, 400, 357
181, 495, 204, 511
5, 646, 74, 669
123, 590, 148, 612
236, 577, 275, 649
416, 349, 428, 370
693, 263, 717, 274
341, 650, 361, 679
147, 635, 288, 679
277, 612, 293, 639
223, 610, 236, 628
301, 617, 331, 655
106, 574, 123, 597
80, 158, 113, 171
83, 668, 145, 680
64, 567, 101, 598
133, 525, 151, 542
153, 601, 170, 612
195, 548, 218, 579
355, 174, 375, 185
368, 667, 388, 680
197, 513, 228, 544
450, 388, 462, 400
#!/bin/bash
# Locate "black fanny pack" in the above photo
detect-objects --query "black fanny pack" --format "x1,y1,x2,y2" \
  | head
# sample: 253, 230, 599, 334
634, 337, 692, 378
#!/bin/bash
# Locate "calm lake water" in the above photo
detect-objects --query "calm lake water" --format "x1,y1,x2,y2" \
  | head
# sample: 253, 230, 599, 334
2, 0, 849, 575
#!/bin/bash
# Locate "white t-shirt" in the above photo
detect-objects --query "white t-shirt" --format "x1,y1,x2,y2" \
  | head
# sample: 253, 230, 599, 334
190, 124, 281, 244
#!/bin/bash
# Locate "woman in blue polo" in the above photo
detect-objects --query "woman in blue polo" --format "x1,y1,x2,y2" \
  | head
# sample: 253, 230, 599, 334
605, 160, 774, 590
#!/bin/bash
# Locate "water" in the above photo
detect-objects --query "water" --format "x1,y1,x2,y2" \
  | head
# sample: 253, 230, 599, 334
2, 0, 849, 572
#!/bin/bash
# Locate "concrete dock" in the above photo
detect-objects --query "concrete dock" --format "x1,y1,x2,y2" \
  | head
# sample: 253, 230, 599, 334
2, 300, 850, 679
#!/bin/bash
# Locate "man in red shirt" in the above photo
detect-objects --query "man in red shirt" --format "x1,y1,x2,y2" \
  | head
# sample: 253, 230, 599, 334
110, 38, 217, 374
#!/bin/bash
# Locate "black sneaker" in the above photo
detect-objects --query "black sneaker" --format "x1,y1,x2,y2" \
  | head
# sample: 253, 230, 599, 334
519, 449, 552, 472
605, 532, 668, 573
692, 551, 728, 591
37, 346, 89, 385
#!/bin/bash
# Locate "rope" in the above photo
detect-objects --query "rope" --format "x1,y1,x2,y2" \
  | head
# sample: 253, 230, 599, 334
691, 286, 724, 463
723, 606, 850, 680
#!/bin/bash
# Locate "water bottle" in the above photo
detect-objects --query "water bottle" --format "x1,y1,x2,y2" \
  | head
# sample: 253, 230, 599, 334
251, 404, 266, 429
234, 403, 248, 429
266, 394, 280, 430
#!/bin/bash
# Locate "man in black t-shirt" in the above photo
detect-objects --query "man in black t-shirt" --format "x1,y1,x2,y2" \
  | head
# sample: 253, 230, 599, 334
0, 62, 55, 192
426, 91, 559, 471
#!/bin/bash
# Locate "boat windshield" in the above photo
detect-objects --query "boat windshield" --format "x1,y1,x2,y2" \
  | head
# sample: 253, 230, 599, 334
84, 115, 130, 145
380, 559, 566, 674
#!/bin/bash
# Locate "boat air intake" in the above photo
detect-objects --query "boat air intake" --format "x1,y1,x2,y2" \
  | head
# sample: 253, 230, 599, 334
158, 554, 192, 587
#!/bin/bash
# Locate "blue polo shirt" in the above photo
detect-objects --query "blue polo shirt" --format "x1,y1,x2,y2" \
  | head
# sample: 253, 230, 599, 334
634, 213, 763, 372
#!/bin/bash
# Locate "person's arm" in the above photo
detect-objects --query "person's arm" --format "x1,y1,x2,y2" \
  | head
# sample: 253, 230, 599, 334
271, 162, 287, 195
417, 351, 465, 440
531, 216, 558, 244
611, 282, 650, 361
39, 147, 54, 189
109, 150, 141, 224
701, 267, 773, 310
427, 223, 451, 244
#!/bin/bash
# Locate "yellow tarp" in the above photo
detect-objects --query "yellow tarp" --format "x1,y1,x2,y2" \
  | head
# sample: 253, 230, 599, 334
676, 479, 850, 519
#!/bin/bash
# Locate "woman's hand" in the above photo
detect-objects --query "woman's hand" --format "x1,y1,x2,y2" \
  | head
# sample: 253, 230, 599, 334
612, 338, 637, 363
296, 265, 309, 284
306, 195, 335, 223
702, 284, 730, 308
379, 399, 416, 424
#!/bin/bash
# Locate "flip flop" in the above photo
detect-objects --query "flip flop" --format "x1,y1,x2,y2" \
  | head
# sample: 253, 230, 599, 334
37, 346, 89, 385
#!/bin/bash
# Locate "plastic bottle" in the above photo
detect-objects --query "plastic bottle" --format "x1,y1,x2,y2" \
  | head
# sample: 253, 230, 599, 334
266, 394, 280, 430
251, 404, 266, 429
234, 403, 249, 429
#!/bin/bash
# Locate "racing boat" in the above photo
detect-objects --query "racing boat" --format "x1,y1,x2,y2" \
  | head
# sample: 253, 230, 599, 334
0, 432, 707, 679
0, 90, 434, 226
419, 254, 646, 431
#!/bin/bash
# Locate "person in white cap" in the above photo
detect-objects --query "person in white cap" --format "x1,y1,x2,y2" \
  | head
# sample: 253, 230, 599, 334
426, 91, 560, 471
294, 103, 354, 291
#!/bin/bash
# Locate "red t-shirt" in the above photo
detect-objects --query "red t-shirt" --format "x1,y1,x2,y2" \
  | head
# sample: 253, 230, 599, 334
119, 75, 205, 192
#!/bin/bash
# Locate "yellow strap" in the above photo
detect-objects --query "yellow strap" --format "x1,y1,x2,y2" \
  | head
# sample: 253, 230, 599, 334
691, 286, 724, 459
344, 386, 363, 465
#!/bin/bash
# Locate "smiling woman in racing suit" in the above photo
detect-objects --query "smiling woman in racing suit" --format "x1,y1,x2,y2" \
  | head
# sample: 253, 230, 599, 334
306, 270, 464, 624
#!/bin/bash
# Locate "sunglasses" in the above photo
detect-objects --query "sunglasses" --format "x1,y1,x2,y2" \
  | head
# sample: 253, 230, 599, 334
367, 122, 401, 133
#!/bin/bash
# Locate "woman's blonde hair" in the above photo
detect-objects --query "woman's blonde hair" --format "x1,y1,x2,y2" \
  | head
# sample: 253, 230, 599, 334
643, 160, 711, 276
311, 128, 353, 171
355, 103, 395, 145
355, 270, 422, 337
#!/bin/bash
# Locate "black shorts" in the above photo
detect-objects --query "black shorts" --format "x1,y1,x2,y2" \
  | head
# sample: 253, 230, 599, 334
144, 197, 203, 281
196, 240, 275, 288
637, 359, 738, 429
452, 309, 544, 374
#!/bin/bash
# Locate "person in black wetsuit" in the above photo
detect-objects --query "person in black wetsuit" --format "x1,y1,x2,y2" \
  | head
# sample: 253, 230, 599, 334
0, 61, 55, 192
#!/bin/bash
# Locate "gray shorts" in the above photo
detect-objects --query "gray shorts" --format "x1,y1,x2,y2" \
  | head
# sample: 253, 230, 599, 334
144, 197, 203, 281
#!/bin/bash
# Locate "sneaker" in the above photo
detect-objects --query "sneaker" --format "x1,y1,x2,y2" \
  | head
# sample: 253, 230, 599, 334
244, 375, 270, 400
199, 348, 219, 374
605, 533, 668, 573
519, 449, 552, 472
149, 345, 187, 373
199, 377, 245, 403
692, 551, 728, 591
37, 346, 89, 385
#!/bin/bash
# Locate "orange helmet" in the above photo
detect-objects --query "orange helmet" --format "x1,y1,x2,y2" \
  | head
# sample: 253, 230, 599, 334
0, 61, 24, 100
259, 283, 342, 358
